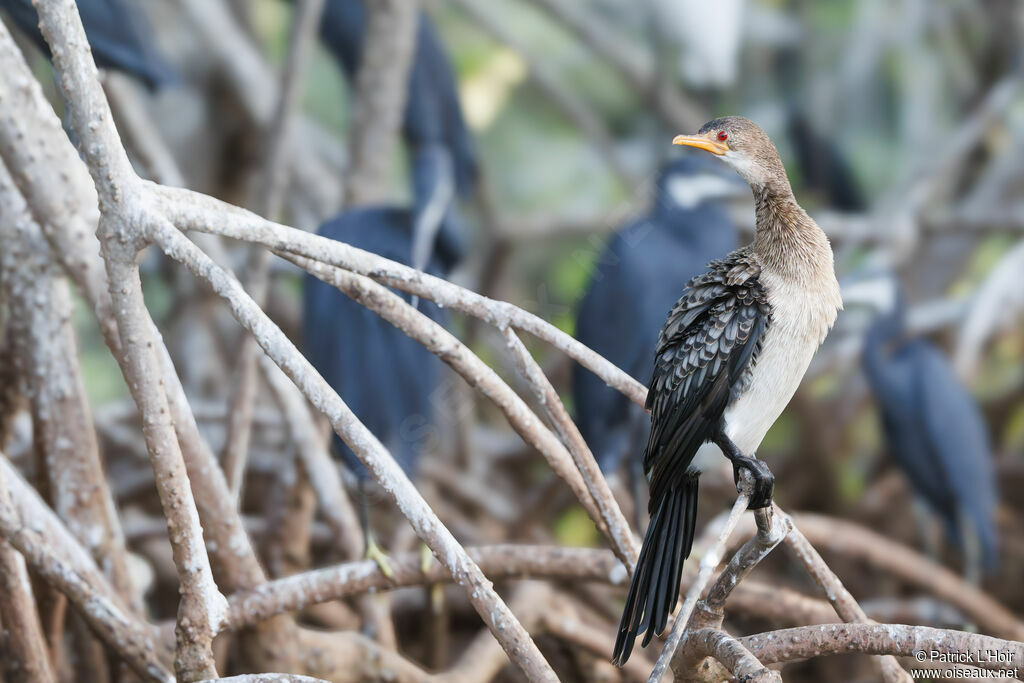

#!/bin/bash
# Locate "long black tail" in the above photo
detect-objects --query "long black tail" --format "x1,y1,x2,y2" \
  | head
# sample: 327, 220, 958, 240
612, 475, 699, 666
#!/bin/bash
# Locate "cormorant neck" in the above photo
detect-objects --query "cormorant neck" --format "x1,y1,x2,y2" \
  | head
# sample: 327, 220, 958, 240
751, 182, 832, 279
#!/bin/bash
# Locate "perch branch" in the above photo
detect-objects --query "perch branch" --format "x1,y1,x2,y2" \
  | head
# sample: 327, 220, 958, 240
783, 513, 910, 682
503, 327, 638, 567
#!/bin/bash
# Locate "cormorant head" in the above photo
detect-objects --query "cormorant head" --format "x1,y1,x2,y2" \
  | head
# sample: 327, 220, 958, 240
672, 116, 787, 193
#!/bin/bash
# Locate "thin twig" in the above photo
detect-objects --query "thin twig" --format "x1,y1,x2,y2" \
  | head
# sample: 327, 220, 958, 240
222, 0, 326, 502
783, 513, 911, 683
503, 327, 638, 568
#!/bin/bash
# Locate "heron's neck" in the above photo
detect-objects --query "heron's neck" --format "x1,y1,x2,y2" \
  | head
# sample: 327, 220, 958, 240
752, 184, 833, 281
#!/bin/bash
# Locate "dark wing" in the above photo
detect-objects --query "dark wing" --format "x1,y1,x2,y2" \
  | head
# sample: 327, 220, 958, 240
2, 0, 176, 89
643, 252, 770, 504
573, 230, 653, 471
913, 345, 999, 569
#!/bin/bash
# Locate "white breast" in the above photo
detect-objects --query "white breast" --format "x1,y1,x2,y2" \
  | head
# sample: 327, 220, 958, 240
722, 271, 839, 455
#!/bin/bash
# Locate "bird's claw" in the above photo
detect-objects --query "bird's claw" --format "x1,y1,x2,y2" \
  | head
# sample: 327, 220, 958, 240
732, 456, 774, 509
366, 537, 395, 580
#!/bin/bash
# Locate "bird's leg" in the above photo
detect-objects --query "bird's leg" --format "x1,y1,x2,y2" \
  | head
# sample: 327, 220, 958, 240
359, 480, 395, 580
912, 498, 941, 563
714, 434, 774, 509
958, 507, 982, 587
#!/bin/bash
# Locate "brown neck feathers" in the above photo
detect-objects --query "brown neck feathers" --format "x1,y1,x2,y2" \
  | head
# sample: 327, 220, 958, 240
751, 184, 833, 282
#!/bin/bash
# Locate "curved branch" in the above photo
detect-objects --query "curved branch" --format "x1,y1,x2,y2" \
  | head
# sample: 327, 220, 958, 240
687, 629, 779, 683
793, 514, 1024, 641
150, 186, 650, 407
143, 215, 556, 681
742, 623, 1023, 675
225, 545, 622, 631
286, 253, 627, 562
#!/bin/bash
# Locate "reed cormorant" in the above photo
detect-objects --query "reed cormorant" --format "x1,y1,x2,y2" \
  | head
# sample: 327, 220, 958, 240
612, 117, 842, 665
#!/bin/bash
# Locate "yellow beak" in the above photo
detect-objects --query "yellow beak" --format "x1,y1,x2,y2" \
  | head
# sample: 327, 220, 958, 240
672, 134, 729, 156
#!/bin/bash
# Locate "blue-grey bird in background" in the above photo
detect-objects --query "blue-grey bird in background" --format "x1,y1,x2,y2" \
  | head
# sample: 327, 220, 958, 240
301, 0, 475, 570
1, 0, 177, 90
573, 154, 744, 484
858, 280, 999, 583
302, 204, 464, 569
309, 0, 478, 274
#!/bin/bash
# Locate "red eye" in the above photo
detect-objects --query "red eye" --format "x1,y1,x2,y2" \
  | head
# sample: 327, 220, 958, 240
717, 131, 728, 141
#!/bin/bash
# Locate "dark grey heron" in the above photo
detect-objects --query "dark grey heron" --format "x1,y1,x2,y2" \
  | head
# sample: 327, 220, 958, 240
1, 0, 177, 90
855, 279, 999, 584
572, 155, 743, 499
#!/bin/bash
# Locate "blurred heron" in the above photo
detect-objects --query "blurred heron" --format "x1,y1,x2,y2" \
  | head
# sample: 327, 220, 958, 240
855, 278, 999, 584
302, 205, 464, 570
312, 0, 478, 273
1, 0, 177, 90
573, 154, 744, 494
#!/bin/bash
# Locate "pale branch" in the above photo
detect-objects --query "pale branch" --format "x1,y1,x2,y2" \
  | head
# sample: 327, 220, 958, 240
701, 508, 789, 618
648, 482, 752, 683
674, 512, 795, 680
503, 327, 639, 568
0, 539, 56, 683
0, 157, 139, 613
151, 186, 651, 407
32, 2, 229, 677
6, 0, 299, 664
742, 623, 1024, 675
343, 0, 416, 205
223, 545, 623, 631
0, 455, 172, 682
685, 629, 780, 683
99, 251, 227, 680
258, 354, 364, 561
286, 252, 620, 553
223, 0, 326, 502
142, 214, 556, 681
793, 513, 1024, 642
782, 513, 911, 683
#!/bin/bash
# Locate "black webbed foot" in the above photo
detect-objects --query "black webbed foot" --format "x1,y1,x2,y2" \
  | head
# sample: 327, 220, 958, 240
731, 456, 774, 509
